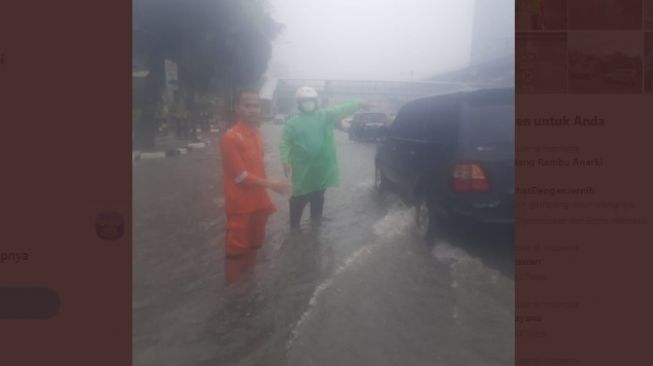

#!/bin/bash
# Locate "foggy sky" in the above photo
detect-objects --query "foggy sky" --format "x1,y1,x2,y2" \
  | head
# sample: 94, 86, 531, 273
267, 0, 476, 81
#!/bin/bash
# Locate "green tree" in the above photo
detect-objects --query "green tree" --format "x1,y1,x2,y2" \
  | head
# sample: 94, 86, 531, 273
132, 0, 283, 148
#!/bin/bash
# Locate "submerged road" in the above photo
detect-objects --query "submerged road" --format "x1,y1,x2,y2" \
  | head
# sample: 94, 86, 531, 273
133, 123, 514, 366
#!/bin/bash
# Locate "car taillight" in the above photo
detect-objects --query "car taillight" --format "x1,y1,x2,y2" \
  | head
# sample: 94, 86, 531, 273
452, 164, 490, 192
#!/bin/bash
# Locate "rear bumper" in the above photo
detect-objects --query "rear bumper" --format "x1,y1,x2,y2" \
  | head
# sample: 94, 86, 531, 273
356, 128, 385, 139
448, 194, 514, 224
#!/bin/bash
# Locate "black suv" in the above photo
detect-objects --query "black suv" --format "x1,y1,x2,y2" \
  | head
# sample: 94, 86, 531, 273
375, 88, 514, 237
348, 112, 388, 141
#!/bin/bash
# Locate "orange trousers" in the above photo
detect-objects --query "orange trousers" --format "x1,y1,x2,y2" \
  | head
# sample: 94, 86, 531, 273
224, 209, 272, 284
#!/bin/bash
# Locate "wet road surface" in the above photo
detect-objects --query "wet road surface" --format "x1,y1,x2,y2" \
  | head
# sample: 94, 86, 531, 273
133, 123, 514, 366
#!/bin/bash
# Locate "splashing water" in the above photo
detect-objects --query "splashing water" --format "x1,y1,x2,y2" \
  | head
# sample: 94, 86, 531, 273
286, 245, 373, 349
373, 205, 415, 239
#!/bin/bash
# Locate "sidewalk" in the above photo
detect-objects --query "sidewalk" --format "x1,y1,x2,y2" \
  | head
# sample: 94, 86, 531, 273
133, 129, 220, 161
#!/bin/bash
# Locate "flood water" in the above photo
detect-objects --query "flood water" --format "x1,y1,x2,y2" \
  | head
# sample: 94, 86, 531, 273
133, 123, 514, 366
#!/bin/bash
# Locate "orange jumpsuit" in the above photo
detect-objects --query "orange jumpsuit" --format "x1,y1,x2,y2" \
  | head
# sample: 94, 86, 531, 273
220, 122, 276, 281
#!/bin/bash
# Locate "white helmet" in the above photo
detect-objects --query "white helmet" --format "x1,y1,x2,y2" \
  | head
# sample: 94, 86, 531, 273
295, 86, 318, 99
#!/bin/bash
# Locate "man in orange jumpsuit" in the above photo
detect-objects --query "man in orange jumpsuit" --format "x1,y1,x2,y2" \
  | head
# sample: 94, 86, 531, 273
220, 89, 290, 284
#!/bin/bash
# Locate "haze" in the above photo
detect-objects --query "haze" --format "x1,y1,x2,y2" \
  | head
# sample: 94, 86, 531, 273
268, 0, 476, 81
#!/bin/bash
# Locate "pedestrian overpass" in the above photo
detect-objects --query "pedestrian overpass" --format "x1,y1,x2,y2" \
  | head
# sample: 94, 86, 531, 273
271, 78, 476, 115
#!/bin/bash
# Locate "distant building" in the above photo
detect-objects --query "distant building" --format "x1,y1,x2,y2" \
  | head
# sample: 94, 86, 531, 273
429, 0, 514, 87
272, 79, 467, 116
470, 0, 514, 66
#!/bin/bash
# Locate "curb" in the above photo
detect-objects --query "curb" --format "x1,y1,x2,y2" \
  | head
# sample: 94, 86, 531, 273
187, 142, 208, 149
139, 151, 166, 160
133, 139, 211, 162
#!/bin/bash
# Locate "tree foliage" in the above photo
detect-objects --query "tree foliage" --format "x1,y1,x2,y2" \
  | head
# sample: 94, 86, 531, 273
132, 0, 283, 147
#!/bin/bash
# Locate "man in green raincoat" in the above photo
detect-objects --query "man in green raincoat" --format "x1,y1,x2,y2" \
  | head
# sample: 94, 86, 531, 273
280, 86, 368, 229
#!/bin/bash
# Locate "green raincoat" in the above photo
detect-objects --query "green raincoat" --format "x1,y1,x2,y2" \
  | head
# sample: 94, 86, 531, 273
280, 101, 361, 197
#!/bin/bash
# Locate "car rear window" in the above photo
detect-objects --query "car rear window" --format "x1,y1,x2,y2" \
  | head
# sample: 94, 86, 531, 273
460, 103, 514, 154
391, 90, 513, 149
360, 113, 387, 123
391, 94, 461, 142
389, 102, 429, 139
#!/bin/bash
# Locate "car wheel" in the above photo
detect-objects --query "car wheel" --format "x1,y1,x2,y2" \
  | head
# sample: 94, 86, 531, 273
415, 198, 435, 240
374, 165, 388, 193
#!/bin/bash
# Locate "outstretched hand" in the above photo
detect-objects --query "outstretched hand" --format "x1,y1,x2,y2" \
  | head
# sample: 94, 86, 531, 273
267, 178, 292, 195
283, 163, 291, 178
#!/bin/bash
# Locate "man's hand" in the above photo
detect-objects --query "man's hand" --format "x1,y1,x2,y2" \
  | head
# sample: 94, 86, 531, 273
266, 178, 292, 195
283, 163, 291, 178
